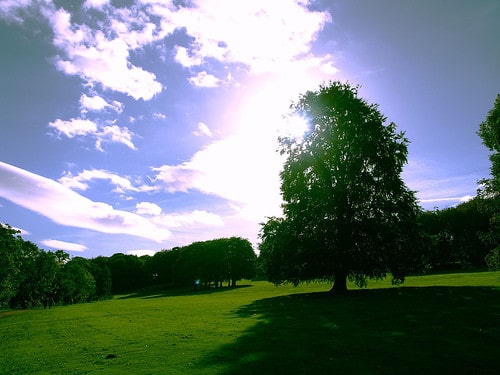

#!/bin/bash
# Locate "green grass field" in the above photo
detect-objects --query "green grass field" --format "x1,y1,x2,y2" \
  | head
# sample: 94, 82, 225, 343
1, 272, 499, 374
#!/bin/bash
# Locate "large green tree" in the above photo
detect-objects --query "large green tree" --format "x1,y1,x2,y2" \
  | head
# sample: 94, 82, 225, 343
477, 93, 500, 269
259, 81, 420, 292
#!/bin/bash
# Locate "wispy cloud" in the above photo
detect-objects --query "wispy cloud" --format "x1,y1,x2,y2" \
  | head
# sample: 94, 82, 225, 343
49, 118, 97, 138
42, 239, 88, 252
80, 94, 123, 113
193, 122, 213, 137
47, 6, 163, 100
83, 0, 110, 10
135, 201, 162, 216
0, 161, 170, 242
59, 169, 152, 193
189, 71, 221, 88
95, 124, 137, 151
403, 159, 480, 209
152, 112, 167, 121
164, 0, 333, 75
49, 118, 137, 151
0, 162, 228, 246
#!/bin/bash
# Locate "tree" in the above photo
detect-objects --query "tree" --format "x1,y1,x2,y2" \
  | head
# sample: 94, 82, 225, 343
477, 94, 500, 269
417, 199, 490, 271
259, 81, 420, 292
89, 256, 112, 299
223, 237, 256, 287
478, 94, 500, 193
108, 253, 148, 293
58, 257, 96, 304
0, 224, 23, 306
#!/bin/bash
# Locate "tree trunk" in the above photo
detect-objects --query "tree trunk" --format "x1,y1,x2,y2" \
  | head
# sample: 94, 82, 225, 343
330, 271, 347, 294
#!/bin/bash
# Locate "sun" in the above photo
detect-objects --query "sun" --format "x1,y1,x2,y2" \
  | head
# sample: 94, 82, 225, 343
279, 113, 310, 140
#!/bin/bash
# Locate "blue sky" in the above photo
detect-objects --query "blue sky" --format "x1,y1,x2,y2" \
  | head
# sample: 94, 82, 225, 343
1, 0, 499, 257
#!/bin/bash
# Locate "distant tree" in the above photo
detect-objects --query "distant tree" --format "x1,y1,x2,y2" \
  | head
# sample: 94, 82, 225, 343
9, 240, 43, 309
477, 94, 500, 269
172, 238, 256, 289
0, 224, 23, 306
417, 198, 490, 270
223, 237, 256, 287
259, 81, 421, 292
148, 248, 181, 286
108, 253, 149, 293
58, 257, 96, 304
89, 256, 112, 299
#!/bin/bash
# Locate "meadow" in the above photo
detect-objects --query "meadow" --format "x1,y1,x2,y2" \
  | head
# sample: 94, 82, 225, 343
1, 272, 499, 374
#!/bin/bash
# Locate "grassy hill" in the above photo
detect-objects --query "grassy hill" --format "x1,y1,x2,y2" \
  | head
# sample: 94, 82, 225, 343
1, 272, 499, 374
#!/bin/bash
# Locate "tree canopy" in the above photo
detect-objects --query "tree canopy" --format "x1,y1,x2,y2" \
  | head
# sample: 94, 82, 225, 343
259, 81, 421, 292
477, 93, 500, 270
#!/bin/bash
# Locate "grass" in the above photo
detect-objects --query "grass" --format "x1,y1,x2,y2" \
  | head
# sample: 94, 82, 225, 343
1, 272, 499, 374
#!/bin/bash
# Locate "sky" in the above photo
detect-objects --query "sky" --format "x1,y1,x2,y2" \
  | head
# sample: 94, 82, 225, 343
1, 0, 499, 258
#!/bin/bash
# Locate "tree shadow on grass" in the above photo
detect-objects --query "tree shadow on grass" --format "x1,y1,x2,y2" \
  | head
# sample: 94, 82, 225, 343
198, 286, 500, 375
116, 284, 252, 300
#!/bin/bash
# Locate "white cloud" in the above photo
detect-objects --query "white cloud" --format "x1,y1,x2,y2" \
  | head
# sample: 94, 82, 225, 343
42, 239, 88, 252
136, 201, 162, 216
0, 162, 171, 242
59, 169, 147, 194
80, 94, 123, 113
47, 7, 162, 100
157, 210, 224, 228
162, 0, 332, 74
95, 124, 137, 151
152, 112, 167, 120
193, 122, 212, 137
49, 118, 97, 138
152, 133, 284, 222
49, 118, 137, 151
188, 71, 221, 87
174, 46, 204, 67
83, 0, 110, 9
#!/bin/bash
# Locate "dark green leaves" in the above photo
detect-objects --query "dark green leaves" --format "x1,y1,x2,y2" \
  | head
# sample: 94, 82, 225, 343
260, 81, 420, 289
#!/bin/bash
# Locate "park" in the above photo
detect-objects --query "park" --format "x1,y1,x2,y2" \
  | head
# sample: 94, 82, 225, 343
1, 272, 499, 374
1, 82, 500, 374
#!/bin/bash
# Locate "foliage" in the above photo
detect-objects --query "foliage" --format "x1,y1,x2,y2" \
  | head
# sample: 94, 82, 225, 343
173, 237, 256, 288
477, 94, 500, 194
0, 224, 23, 306
1, 222, 257, 308
485, 248, 500, 270
260, 81, 420, 292
417, 197, 490, 270
108, 253, 150, 293
477, 93, 500, 269
0, 223, 111, 309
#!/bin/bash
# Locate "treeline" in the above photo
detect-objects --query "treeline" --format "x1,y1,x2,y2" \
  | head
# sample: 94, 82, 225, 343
417, 196, 491, 272
0, 224, 257, 309
108, 237, 256, 293
0, 196, 493, 309
0, 224, 111, 309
